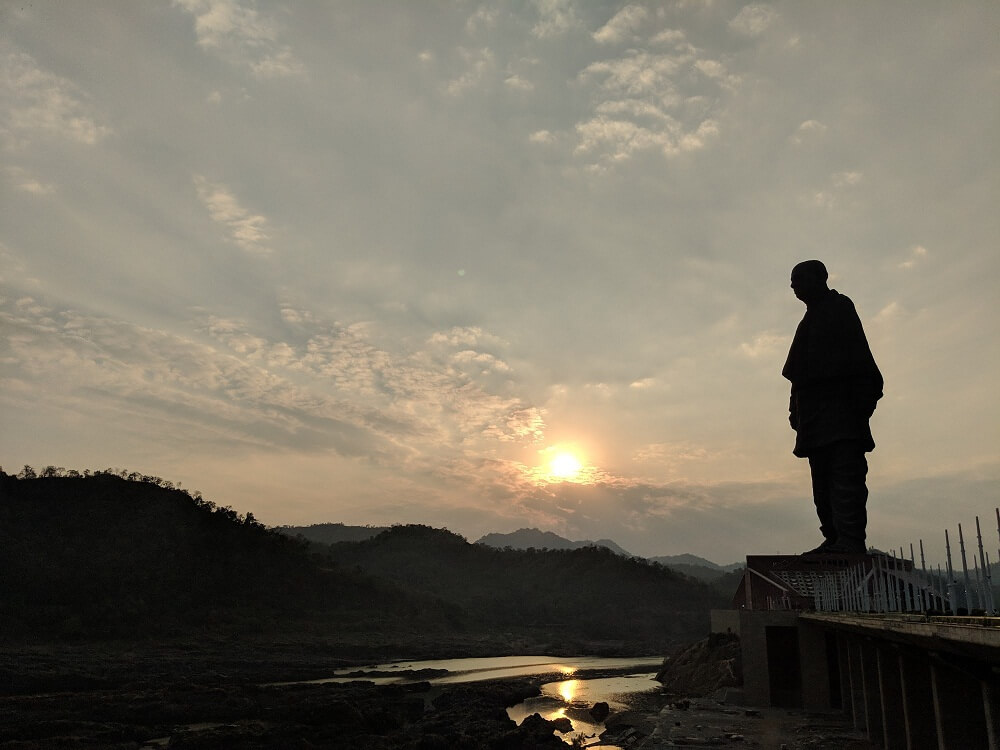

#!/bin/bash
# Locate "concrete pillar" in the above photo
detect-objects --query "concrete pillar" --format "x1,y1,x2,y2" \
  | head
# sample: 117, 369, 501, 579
877, 645, 906, 750
897, 650, 936, 750
861, 642, 884, 743
931, 661, 989, 750
846, 637, 866, 731
983, 678, 1000, 750
837, 632, 852, 714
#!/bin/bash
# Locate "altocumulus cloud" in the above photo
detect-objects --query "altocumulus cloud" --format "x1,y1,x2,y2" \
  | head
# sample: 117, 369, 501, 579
193, 176, 272, 256
1, 50, 111, 148
174, 0, 304, 79
0, 292, 549, 471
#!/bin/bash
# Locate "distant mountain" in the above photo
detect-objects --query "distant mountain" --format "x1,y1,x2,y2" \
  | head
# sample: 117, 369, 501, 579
279, 522, 389, 545
650, 553, 727, 570
649, 554, 744, 585
476, 527, 636, 558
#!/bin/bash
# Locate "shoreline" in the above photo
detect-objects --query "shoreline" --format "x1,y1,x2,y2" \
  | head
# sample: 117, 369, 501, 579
0, 635, 877, 749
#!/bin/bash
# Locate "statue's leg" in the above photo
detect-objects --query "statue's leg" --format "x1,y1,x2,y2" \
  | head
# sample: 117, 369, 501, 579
808, 448, 838, 544
826, 440, 868, 552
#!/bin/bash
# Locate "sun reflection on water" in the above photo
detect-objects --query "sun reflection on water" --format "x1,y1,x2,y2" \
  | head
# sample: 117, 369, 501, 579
557, 679, 578, 703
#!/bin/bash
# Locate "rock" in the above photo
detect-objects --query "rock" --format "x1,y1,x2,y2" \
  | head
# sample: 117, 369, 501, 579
656, 632, 743, 698
590, 701, 610, 721
500, 712, 570, 747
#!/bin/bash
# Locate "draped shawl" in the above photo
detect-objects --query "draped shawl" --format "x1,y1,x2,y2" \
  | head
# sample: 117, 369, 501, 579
782, 289, 883, 457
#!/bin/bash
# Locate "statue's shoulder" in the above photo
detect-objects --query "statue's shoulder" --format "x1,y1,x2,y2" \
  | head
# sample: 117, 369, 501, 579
827, 289, 857, 312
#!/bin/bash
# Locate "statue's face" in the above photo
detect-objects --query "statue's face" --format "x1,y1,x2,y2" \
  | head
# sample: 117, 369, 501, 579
790, 267, 825, 303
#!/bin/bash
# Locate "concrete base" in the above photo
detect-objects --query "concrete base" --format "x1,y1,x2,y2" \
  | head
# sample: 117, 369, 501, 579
735, 609, 1000, 749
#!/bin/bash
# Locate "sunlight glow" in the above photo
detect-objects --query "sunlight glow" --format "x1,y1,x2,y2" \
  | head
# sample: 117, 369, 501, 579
523, 444, 607, 486
549, 452, 582, 480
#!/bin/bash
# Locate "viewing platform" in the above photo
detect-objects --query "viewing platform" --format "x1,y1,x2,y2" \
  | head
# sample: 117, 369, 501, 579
718, 552, 1000, 749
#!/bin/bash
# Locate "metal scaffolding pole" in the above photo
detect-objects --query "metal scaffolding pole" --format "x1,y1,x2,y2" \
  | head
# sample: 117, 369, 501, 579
919, 540, 929, 611
945, 530, 958, 613
976, 516, 995, 614
959, 523, 973, 611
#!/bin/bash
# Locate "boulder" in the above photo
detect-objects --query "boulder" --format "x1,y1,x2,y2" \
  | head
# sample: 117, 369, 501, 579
590, 701, 610, 722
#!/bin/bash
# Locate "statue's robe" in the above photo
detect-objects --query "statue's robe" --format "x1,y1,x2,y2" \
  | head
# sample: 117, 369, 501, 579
782, 289, 883, 458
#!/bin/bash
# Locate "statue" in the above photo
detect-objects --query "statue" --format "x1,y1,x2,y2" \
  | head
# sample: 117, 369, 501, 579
782, 261, 883, 554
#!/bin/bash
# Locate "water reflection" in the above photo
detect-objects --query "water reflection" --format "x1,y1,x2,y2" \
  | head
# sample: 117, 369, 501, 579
507, 672, 661, 747
558, 679, 577, 703
274, 655, 662, 687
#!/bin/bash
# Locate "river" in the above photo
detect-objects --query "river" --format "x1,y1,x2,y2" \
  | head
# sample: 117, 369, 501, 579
290, 654, 665, 747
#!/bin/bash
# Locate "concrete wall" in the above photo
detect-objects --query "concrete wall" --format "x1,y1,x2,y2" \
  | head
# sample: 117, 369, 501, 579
710, 609, 741, 636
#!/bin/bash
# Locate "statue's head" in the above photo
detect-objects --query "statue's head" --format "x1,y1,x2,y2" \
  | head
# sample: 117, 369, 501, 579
790, 260, 829, 304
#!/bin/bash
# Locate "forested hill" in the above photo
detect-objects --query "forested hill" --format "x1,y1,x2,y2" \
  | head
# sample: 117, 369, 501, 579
325, 524, 726, 647
1, 469, 727, 649
0, 470, 443, 640
280, 522, 389, 544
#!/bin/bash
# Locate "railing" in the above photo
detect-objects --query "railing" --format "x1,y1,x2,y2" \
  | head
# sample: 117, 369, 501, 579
809, 508, 999, 615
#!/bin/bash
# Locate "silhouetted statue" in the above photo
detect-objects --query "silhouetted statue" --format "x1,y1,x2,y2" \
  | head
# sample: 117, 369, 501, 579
782, 261, 883, 554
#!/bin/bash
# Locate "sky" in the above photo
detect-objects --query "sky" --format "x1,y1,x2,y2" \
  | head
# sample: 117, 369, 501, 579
2, 1, 998, 565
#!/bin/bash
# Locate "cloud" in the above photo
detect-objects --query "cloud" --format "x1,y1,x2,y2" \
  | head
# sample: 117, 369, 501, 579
531, 0, 580, 38
580, 52, 687, 98
791, 119, 827, 145
651, 28, 687, 46
572, 47, 726, 166
833, 170, 863, 188
465, 6, 499, 35
739, 332, 787, 359
808, 170, 864, 210
445, 47, 495, 96
173, 0, 304, 78
729, 4, 778, 37
574, 114, 718, 163
898, 245, 928, 270
0, 292, 554, 467
5, 166, 55, 195
593, 5, 649, 45
1, 51, 111, 147
193, 176, 272, 255
873, 301, 901, 325
504, 74, 534, 92
633, 441, 709, 465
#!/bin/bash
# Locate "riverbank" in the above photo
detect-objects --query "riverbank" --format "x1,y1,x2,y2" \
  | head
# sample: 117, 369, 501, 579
0, 635, 878, 749
0, 635, 660, 748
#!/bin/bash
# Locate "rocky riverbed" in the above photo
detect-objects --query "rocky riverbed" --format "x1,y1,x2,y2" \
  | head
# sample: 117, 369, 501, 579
0, 636, 878, 749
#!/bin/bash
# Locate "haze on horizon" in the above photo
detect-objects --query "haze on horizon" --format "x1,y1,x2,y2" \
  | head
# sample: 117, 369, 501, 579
1, 1, 997, 564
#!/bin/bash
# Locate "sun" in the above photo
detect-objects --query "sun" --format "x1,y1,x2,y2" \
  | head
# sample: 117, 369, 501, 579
549, 452, 583, 480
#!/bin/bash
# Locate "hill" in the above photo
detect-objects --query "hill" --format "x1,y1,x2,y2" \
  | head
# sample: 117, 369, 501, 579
650, 553, 728, 569
0, 469, 450, 640
327, 524, 725, 649
649, 554, 745, 585
476, 527, 636, 558
279, 522, 389, 545
1, 468, 728, 650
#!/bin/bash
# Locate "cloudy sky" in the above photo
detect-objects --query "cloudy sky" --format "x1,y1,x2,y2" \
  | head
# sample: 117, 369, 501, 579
2, 1, 998, 564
